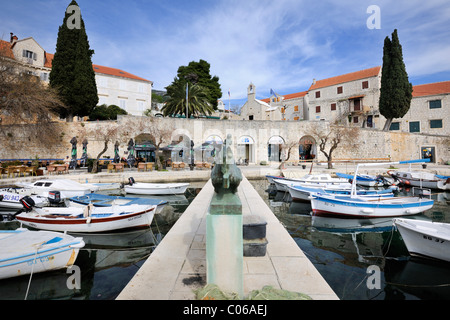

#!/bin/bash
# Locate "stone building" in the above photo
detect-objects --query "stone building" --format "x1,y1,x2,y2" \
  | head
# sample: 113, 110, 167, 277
307, 66, 382, 127
1, 34, 153, 117
391, 80, 450, 136
240, 83, 282, 121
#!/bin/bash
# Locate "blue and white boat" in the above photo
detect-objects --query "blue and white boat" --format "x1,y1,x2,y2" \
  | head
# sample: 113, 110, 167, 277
0, 228, 84, 280
288, 184, 395, 203
335, 172, 395, 187
70, 193, 168, 214
310, 159, 434, 218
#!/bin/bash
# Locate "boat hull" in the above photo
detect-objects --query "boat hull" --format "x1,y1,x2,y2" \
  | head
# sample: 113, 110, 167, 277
311, 195, 434, 218
0, 229, 84, 280
16, 206, 156, 233
394, 218, 450, 262
124, 183, 189, 195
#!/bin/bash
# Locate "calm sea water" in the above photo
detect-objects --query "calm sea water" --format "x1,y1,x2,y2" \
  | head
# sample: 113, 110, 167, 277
2, 178, 449, 300
0, 182, 205, 300
249, 179, 450, 300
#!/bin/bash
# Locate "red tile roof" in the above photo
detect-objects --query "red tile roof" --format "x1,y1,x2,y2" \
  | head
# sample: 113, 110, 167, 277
261, 90, 307, 103
92, 64, 151, 82
412, 81, 450, 97
44, 52, 54, 68
0, 40, 15, 59
309, 66, 381, 91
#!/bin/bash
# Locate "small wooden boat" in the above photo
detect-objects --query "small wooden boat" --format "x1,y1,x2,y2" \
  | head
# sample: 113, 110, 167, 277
124, 177, 189, 195
16, 199, 158, 233
394, 218, 450, 262
70, 193, 168, 214
0, 228, 84, 280
311, 192, 434, 218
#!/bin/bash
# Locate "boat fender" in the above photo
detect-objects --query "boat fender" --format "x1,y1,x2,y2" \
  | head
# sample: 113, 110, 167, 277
129, 177, 135, 186
86, 217, 91, 224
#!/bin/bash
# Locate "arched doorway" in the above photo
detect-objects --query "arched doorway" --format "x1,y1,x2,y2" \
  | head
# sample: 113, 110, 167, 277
268, 136, 285, 162
237, 135, 255, 164
299, 136, 316, 160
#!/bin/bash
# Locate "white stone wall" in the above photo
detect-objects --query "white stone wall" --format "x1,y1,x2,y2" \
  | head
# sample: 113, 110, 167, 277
1, 116, 449, 165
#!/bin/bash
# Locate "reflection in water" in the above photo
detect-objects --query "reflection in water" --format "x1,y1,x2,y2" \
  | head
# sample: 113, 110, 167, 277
251, 178, 450, 300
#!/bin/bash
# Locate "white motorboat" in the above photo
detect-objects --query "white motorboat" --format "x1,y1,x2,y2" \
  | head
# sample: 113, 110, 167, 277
18, 179, 99, 198
124, 177, 189, 195
0, 228, 84, 280
0, 188, 48, 210
394, 218, 450, 262
272, 173, 349, 192
15, 196, 158, 233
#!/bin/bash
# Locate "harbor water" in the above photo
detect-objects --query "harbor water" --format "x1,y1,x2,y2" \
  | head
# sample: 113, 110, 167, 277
1, 177, 450, 300
250, 179, 450, 300
0, 183, 205, 300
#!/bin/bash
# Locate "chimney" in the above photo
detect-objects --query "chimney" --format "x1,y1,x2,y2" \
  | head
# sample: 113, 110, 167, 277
10, 33, 18, 45
312, 78, 316, 85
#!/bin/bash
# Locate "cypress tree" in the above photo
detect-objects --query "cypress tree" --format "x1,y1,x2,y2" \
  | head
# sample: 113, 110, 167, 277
50, 0, 98, 121
379, 29, 413, 131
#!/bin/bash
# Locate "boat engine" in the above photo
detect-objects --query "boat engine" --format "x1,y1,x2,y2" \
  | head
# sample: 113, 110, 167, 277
20, 196, 35, 212
48, 191, 62, 205
129, 177, 135, 185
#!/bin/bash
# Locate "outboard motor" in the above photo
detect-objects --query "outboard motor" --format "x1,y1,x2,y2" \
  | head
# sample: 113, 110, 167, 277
20, 196, 35, 212
48, 191, 62, 204
129, 177, 136, 186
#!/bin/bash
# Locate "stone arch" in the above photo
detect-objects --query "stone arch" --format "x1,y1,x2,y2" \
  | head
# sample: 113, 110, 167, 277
237, 135, 255, 164
268, 135, 285, 162
299, 135, 317, 160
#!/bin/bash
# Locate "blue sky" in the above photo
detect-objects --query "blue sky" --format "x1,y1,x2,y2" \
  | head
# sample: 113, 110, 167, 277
1, 0, 449, 107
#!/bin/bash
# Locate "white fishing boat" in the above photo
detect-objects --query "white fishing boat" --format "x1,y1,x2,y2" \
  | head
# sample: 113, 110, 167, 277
17, 179, 99, 198
15, 197, 158, 233
0, 228, 84, 280
266, 175, 284, 184
394, 218, 450, 262
272, 174, 349, 192
124, 177, 189, 195
310, 159, 434, 218
388, 170, 450, 191
288, 184, 395, 203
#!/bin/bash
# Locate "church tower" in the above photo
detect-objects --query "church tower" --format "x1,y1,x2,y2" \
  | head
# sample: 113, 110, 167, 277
247, 82, 256, 100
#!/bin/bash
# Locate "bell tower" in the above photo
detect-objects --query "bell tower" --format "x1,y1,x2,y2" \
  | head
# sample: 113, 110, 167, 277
247, 82, 255, 100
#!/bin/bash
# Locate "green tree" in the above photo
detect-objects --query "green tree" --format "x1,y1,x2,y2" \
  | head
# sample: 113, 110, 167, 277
50, 0, 98, 121
168, 59, 222, 110
379, 29, 413, 131
162, 81, 214, 117
89, 104, 127, 121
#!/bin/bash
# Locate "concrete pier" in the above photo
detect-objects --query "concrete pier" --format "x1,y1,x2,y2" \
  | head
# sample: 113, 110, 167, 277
116, 176, 339, 300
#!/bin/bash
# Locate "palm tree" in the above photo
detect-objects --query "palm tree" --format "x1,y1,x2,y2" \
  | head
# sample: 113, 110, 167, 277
162, 81, 214, 118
